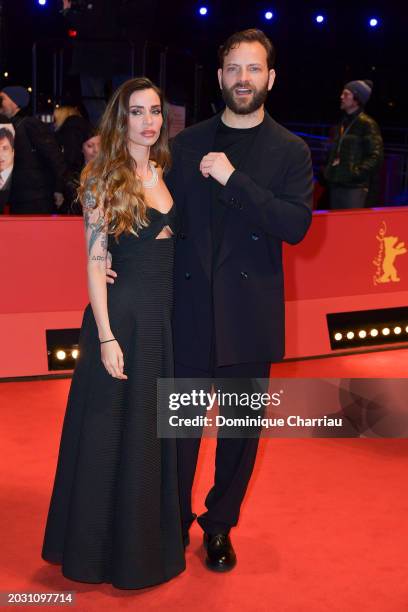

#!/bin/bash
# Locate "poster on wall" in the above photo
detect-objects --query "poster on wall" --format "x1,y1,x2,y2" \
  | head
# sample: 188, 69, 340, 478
0, 123, 15, 212
0, 123, 14, 190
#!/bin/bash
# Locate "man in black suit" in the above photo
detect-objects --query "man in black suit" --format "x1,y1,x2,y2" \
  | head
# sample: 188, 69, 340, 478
108, 29, 313, 572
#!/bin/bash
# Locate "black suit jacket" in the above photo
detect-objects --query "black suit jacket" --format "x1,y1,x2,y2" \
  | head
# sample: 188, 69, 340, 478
166, 111, 313, 369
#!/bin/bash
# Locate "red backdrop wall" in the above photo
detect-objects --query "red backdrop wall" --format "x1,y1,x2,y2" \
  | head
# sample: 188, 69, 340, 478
1, 208, 408, 378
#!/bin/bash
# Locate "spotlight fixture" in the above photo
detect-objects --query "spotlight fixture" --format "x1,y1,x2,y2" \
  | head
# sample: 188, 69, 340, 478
198, 6, 208, 16
315, 14, 325, 24
264, 10, 274, 20
327, 307, 408, 350
46, 329, 80, 371
369, 17, 379, 28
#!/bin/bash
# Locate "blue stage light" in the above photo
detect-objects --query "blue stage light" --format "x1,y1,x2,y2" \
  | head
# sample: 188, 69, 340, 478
315, 14, 325, 24
198, 6, 208, 16
264, 10, 274, 21
369, 17, 379, 27
38, 0, 47, 5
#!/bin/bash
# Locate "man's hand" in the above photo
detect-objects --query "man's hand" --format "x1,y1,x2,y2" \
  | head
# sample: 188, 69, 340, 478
106, 250, 117, 285
199, 152, 235, 186
54, 192, 64, 208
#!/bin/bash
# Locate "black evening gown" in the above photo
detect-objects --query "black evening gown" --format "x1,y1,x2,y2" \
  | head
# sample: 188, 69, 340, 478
41, 205, 186, 589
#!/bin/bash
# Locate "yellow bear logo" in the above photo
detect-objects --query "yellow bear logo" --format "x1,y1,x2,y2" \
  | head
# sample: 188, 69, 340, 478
373, 222, 407, 285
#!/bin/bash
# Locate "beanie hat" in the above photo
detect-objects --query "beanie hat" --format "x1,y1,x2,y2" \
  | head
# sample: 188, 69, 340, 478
2, 86, 30, 109
344, 80, 373, 106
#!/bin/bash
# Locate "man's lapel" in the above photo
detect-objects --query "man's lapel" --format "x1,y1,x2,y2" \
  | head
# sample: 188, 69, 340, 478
181, 113, 221, 281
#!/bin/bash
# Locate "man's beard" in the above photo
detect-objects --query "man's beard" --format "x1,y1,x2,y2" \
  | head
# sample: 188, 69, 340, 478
221, 80, 269, 115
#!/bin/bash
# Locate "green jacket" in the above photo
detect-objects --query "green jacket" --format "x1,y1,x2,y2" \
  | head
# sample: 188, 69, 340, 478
324, 110, 383, 188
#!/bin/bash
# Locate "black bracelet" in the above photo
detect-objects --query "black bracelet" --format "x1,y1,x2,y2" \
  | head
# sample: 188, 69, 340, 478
100, 338, 116, 344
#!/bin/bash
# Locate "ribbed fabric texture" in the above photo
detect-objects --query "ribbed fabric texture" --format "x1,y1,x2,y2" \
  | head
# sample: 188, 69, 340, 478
41, 208, 186, 589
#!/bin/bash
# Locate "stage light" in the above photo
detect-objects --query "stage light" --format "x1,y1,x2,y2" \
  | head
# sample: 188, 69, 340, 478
264, 10, 274, 20
56, 350, 66, 361
72, 349, 79, 359
38, 0, 47, 5
328, 308, 408, 350
369, 18, 379, 28
68, 29, 78, 38
3, 72, 8, 78
315, 14, 325, 24
198, 6, 208, 16
27, 87, 32, 92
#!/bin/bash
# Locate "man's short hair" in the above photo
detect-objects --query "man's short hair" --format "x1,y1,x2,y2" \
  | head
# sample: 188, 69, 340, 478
0, 127, 14, 149
218, 28, 276, 70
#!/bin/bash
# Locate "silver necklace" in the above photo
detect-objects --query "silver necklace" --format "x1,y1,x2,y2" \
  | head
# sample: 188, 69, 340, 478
142, 161, 158, 189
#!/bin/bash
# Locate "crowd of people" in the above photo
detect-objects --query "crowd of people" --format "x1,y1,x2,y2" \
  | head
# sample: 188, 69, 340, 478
0, 86, 100, 215
0, 72, 385, 214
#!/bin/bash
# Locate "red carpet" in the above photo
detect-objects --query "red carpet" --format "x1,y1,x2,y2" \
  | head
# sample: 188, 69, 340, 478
1, 349, 408, 611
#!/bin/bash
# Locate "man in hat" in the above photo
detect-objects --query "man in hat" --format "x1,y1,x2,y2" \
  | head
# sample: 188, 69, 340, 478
323, 79, 383, 209
0, 86, 66, 214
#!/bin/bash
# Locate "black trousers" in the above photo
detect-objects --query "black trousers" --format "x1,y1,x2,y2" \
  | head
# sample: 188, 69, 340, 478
175, 358, 270, 535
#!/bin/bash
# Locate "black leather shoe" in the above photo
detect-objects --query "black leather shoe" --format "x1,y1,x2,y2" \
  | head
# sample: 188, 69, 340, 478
203, 532, 237, 572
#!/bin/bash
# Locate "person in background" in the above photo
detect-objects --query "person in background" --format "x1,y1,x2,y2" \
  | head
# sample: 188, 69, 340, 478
323, 79, 383, 209
0, 86, 66, 214
82, 130, 101, 165
54, 102, 93, 214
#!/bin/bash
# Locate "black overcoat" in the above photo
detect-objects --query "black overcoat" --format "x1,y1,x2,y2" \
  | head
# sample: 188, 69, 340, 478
166, 111, 313, 369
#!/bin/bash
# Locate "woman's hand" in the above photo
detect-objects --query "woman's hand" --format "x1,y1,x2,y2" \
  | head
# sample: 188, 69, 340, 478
100, 340, 128, 380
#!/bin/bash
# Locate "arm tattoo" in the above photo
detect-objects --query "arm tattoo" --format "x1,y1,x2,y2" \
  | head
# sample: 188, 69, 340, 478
83, 188, 108, 256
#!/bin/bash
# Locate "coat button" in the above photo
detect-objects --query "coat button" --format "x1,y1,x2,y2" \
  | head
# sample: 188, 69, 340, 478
251, 233, 259, 240
230, 197, 236, 205
185, 272, 191, 280
240, 271, 248, 280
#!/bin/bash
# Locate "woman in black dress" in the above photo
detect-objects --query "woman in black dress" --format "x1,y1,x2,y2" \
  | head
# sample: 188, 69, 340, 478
41, 77, 185, 589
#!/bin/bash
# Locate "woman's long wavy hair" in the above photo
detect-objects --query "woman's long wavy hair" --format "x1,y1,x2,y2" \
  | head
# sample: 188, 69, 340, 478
78, 77, 170, 239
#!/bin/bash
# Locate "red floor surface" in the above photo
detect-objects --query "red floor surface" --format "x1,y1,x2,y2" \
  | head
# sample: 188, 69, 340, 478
1, 349, 408, 611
